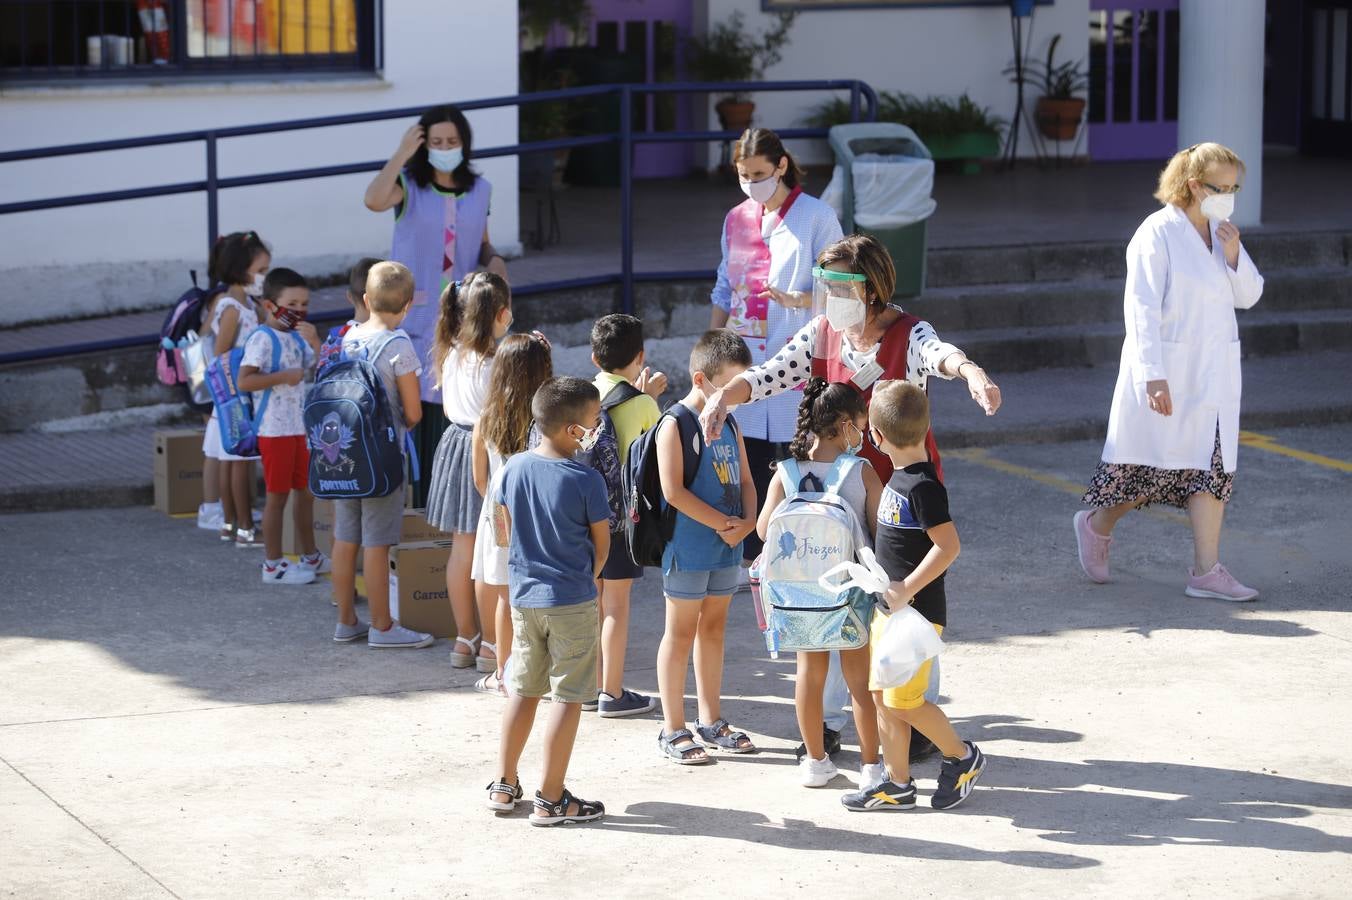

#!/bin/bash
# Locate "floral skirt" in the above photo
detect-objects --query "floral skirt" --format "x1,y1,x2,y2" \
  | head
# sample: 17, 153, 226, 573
1082, 428, 1233, 510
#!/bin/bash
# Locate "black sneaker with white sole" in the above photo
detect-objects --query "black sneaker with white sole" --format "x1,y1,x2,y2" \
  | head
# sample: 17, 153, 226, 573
840, 778, 917, 812
931, 742, 985, 810
597, 689, 656, 718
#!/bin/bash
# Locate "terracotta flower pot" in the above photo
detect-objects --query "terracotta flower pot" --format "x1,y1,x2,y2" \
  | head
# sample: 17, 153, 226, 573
1035, 96, 1086, 141
716, 99, 756, 134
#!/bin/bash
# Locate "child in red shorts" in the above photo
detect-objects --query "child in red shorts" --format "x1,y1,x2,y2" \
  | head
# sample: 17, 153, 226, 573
238, 268, 327, 585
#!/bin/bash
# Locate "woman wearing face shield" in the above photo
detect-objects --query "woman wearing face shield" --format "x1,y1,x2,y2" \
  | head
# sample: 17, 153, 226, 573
710, 128, 844, 571
702, 233, 1002, 484
1074, 142, 1263, 602
364, 104, 510, 505
702, 232, 1001, 763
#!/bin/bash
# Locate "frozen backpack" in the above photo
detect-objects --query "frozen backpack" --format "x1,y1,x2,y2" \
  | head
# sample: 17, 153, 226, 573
303, 331, 414, 500
755, 455, 874, 654
204, 329, 300, 458
576, 380, 644, 532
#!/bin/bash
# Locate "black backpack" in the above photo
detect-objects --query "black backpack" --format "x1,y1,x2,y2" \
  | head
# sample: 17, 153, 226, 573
576, 380, 644, 532
621, 403, 739, 569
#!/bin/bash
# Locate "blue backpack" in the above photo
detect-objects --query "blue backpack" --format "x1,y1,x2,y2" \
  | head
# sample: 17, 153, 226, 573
204, 328, 299, 458
576, 380, 644, 532
303, 331, 415, 500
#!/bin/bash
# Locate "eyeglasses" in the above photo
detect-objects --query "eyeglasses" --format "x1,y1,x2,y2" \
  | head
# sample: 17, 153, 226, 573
1201, 181, 1241, 195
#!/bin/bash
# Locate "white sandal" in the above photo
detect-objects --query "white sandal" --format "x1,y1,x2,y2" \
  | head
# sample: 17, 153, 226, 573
476, 639, 498, 673
450, 632, 481, 668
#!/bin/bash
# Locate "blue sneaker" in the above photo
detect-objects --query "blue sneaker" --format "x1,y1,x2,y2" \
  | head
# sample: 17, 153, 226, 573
840, 778, 917, 812
931, 742, 986, 810
334, 618, 369, 643
597, 690, 656, 718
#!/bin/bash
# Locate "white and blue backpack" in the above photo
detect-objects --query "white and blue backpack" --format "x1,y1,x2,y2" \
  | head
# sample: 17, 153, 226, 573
755, 455, 875, 653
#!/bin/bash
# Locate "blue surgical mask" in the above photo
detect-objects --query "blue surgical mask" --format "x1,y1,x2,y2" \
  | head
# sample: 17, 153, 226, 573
428, 147, 463, 173
843, 422, 864, 456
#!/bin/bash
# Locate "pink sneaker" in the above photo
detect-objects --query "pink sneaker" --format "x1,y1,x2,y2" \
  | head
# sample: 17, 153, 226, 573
1073, 510, 1112, 583
1185, 564, 1259, 602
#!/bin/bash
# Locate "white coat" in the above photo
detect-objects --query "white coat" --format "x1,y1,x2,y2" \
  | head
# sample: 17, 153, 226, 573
1102, 204, 1264, 473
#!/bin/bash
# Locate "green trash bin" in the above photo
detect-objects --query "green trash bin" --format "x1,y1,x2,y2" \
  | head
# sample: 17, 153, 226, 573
828, 123, 936, 300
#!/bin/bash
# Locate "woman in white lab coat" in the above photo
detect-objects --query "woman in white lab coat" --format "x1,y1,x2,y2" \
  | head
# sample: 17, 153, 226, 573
1073, 143, 1264, 601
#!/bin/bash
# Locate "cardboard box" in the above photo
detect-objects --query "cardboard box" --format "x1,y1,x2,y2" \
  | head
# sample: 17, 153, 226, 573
280, 496, 334, 557
388, 540, 454, 638
401, 507, 451, 544
153, 428, 205, 515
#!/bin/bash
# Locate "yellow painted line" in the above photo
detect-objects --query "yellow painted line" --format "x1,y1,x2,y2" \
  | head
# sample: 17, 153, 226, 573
1239, 430, 1352, 473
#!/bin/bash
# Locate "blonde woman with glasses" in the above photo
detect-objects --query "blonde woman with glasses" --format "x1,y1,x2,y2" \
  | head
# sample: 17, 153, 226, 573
1074, 142, 1263, 601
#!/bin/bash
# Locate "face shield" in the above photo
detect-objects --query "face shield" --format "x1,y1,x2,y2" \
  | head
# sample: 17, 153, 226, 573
811, 266, 870, 360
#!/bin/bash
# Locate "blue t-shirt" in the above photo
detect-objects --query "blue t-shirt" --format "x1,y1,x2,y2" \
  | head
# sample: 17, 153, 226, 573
662, 403, 744, 573
496, 451, 610, 608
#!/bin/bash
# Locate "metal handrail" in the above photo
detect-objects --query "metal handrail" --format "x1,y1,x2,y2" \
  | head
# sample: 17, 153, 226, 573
0, 80, 877, 365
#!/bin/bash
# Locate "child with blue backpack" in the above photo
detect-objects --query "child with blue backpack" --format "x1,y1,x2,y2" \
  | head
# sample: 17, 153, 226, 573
201, 231, 269, 547
755, 377, 884, 789
328, 261, 435, 649
655, 330, 759, 764
237, 268, 326, 586
425, 272, 514, 672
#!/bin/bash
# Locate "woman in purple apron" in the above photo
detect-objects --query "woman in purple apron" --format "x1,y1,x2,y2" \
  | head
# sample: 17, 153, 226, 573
710, 128, 844, 574
364, 104, 509, 505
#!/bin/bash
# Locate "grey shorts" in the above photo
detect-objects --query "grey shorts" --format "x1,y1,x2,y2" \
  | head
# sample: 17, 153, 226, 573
333, 492, 404, 548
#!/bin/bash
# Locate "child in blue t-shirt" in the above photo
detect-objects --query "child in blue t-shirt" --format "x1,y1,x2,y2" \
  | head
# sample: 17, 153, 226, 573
486, 376, 611, 827
654, 330, 758, 765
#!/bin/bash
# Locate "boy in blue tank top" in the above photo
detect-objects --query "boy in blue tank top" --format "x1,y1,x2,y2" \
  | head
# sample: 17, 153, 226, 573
655, 331, 759, 765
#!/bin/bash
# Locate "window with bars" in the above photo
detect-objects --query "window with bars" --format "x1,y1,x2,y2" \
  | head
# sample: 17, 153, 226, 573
0, 1, 379, 79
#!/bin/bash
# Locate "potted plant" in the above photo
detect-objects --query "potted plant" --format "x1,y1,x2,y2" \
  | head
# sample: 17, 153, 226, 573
1017, 34, 1089, 141
519, 0, 591, 47
686, 11, 796, 132
805, 91, 1005, 174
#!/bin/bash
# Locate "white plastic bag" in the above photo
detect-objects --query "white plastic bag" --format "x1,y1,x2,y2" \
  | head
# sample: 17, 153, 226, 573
817, 546, 890, 597
871, 605, 944, 689
851, 155, 937, 229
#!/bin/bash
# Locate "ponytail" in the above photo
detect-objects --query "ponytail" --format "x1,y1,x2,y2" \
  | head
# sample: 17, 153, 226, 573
431, 271, 512, 385
789, 376, 869, 461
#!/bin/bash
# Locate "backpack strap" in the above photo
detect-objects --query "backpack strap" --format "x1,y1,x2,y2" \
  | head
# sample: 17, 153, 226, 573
821, 453, 864, 498
250, 328, 285, 435
778, 458, 804, 499
600, 379, 644, 412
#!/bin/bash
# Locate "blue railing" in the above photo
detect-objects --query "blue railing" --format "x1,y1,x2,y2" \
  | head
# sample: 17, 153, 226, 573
0, 80, 877, 365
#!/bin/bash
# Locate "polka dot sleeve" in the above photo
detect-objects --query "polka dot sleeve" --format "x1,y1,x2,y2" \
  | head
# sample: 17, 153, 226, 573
742, 318, 820, 401
907, 320, 962, 381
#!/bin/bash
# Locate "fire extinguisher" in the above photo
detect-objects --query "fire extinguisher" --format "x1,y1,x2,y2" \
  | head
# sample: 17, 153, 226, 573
136, 0, 171, 64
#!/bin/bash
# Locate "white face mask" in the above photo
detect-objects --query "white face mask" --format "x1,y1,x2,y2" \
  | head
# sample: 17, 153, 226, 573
825, 295, 865, 332
739, 174, 779, 205
428, 147, 463, 173
244, 273, 265, 297
1200, 190, 1234, 223
573, 422, 602, 454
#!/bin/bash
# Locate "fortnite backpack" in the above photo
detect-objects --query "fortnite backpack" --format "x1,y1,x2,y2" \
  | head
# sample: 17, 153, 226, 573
756, 455, 874, 653
303, 331, 410, 500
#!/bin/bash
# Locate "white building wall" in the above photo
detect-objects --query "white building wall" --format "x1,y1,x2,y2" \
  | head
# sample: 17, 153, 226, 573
0, 3, 520, 326
696, 0, 1090, 170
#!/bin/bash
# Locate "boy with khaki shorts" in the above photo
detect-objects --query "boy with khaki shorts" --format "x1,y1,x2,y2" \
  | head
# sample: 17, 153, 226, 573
486, 377, 612, 826
841, 380, 987, 812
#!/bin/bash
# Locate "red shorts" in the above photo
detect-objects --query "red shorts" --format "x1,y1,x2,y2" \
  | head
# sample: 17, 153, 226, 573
258, 435, 310, 494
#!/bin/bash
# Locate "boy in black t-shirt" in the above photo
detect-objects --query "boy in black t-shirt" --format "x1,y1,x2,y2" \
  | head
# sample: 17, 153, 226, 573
841, 380, 986, 812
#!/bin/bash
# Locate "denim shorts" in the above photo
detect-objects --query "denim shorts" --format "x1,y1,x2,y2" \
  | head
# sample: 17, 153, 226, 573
663, 561, 741, 601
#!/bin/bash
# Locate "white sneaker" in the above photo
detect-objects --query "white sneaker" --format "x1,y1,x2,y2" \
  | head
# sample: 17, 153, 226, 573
196, 502, 224, 531
799, 755, 838, 788
297, 552, 332, 576
368, 622, 435, 649
859, 761, 888, 792
261, 559, 316, 585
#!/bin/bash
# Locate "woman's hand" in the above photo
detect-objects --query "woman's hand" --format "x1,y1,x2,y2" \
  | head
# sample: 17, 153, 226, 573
960, 363, 1002, 416
1216, 220, 1242, 269
1146, 379, 1172, 416
700, 389, 731, 443
760, 286, 807, 309
395, 124, 424, 165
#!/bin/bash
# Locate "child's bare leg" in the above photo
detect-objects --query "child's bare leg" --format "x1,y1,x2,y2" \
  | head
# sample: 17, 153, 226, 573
332, 538, 359, 624
202, 456, 220, 505
898, 702, 965, 761
294, 490, 317, 556
448, 533, 478, 643
473, 578, 498, 661
219, 462, 237, 529
262, 490, 287, 560
539, 701, 583, 801
494, 591, 512, 678
599, 578, 634, 696
657, 598, 701, 735
795, 651, 830, 759
692, 594, 733, 724
365, 545, 393, 631
493, 694, 540, 800
229, 461, 251, 529
840, 646, 880, 765
874, 693, 913, 783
